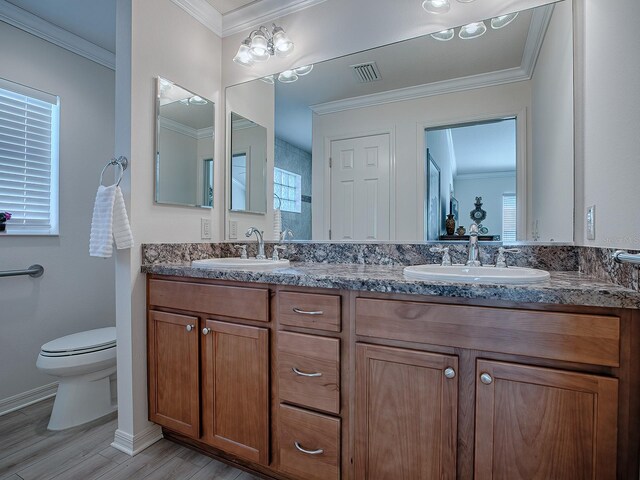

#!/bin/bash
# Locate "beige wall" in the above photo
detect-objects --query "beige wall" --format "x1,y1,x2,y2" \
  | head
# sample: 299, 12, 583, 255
114, 0, 223, 452
0, 21, 115, 406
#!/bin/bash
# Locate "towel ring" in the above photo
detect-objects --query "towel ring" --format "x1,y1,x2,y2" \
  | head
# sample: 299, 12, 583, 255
100, 156, 129, 187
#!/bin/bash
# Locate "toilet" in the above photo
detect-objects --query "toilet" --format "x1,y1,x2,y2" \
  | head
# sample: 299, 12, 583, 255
36, 327, 117, 430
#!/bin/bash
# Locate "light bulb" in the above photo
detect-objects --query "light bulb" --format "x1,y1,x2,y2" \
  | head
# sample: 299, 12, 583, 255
278, 70, 298, 83
431, 29, 455, 41
459, 21, 487, 39
422, 0, 450, 14
233, 41, 254, 67
491, 12, 519, 29
294, 65, 313, 76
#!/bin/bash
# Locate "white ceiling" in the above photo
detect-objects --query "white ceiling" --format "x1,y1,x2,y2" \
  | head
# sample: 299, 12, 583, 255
205, 0, 257, 15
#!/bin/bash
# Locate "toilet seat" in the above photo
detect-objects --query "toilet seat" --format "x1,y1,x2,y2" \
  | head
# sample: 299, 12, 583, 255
40, 327, 116, 357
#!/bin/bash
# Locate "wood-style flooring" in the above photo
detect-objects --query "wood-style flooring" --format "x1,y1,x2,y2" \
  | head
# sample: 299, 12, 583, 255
0, 399, 258, 480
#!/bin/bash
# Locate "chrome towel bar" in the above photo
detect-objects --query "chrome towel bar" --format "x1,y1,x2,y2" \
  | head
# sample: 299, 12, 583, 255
612, 250, 640, 265
0, 264, 44, 278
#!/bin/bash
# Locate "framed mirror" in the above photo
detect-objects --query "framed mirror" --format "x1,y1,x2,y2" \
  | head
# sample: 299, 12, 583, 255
225, 0, 573, 243
229, 112, 268, 214
155, 77, 214, 208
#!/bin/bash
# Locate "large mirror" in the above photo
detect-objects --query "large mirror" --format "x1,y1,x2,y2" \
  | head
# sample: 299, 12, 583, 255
229, 112, 268, 213
155, 77, 214, 208
225, 0, 574, 243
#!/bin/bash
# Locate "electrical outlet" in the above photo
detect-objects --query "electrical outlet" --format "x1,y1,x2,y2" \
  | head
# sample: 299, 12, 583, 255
586, 205, 596, 240
229, 220, 238, 239
201, 218, 211, 240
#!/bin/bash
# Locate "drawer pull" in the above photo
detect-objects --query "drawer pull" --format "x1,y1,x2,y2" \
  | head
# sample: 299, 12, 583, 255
294, 441, 324, 455
292, 307, 324, 316
292, 367, 323, 378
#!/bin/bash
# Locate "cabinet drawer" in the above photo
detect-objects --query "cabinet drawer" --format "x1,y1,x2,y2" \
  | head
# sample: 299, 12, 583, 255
148, 279, 269, 322
279, 292, 341, 332
356, 298, 620, 367
278, 404, 340, 480
278, 332, 340, 414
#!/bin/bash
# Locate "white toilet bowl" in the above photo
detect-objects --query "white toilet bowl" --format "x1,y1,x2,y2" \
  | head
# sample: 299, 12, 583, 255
36, 327, 117, 430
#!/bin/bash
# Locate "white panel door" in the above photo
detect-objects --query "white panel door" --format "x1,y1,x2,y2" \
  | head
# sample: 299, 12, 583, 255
330, 134, 390, 240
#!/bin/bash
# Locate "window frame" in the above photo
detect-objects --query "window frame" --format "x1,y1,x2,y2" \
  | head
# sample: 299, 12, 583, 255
273, 166, 302, 213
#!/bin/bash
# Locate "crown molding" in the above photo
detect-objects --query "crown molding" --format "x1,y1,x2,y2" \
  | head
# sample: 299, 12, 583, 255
159, 117, 214, 139
170, 0, 222, 37
222, 0, 328, 37
310, 4, 554, 116
0, 0, 115, 70
310, 66, 531, 115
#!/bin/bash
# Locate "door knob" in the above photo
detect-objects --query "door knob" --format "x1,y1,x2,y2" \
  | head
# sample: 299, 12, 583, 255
480, 372, 493, 385
444, 367, 456, 379
202, 327, 211, 335
186, 324, 194, 332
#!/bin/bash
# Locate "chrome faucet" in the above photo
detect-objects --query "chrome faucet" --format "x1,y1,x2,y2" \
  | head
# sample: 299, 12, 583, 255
466, 224, 482, 266
245, 227, 265, 259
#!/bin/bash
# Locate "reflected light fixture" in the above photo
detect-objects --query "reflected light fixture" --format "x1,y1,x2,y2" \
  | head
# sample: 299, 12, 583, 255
459, 21, 487, 39
278, 70, 298, 83
234, 24, 294, 67
431, 28, 455, 41
422, 0, 450, 14
491, 12, 519, 29
179, 96, 208, 106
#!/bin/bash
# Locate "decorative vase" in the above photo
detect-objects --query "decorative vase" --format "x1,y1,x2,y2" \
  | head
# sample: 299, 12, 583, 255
445, 214, 456, 235
456, 226, 466, 236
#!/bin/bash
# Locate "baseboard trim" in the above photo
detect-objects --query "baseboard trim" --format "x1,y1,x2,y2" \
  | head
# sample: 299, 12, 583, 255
0, 382, 58, 416
111, 424, 163, 456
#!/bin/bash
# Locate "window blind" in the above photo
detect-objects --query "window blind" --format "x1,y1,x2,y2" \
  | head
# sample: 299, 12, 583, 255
0, 80, 59, 234
502, 193, 517, 242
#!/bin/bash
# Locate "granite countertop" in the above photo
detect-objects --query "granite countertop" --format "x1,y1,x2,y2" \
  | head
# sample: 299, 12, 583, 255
142, 262, 640, 310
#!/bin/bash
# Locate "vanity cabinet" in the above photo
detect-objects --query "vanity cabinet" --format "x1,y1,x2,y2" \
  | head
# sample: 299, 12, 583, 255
146, 275, 639, 480
147, 278, 270, 465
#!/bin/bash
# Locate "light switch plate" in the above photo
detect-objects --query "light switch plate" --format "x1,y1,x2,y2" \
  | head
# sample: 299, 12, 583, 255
229, 220, 238, 239
201, 218, 211, 239
586, 205, 596, 240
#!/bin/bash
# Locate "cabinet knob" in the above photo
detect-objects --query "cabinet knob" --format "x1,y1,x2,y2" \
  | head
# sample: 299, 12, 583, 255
186, 324, 195, 332
480, 372, 493, 385
444, 367, 456, 379
202, 327, 211, 335
294, 441, 324, 455
292, 367, 322, 378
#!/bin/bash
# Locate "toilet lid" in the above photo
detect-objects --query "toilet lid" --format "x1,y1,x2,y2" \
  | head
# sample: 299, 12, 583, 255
41, 327, 116, 356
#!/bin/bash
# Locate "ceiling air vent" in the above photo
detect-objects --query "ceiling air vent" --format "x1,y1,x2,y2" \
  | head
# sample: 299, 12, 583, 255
350, 62, 382, 83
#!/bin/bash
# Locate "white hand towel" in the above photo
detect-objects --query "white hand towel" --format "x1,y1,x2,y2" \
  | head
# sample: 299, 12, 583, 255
90, 185, 116, 258
112, 186, 134, 250
89, 185, 134, 258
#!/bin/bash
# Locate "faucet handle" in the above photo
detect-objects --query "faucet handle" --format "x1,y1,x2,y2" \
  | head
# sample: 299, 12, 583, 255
429, 246, 452, 266
234, 244, 248, 259
496, 247, 520, 268
280, 228, 294, 242
272, 245, 286, 261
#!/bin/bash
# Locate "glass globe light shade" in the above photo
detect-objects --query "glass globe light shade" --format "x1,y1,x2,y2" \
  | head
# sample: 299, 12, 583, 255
459, 21, 487, 39
431, 29, 455, 41
249, 31, 270, 62
491, 12, 519, 29
294, 65, 314, 76
272, 27, 294, 57
260, 75, 275, 85
422, 0, 450, 14
278, 70, 299, 83
233, 41, 254, 67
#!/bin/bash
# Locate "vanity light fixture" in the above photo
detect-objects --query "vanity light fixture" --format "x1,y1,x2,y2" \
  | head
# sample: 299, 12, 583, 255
261, 65, 314, 85
260, 75, 275, 85
278, 70, 298, 83
491, 12, 519, 29
459, 20, 487, 39
179, 96, 208, 106
233, 24, 294, 67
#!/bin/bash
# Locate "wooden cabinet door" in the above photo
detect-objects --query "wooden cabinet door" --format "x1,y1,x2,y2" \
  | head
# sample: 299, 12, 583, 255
202, 320, 269, 465
355, 343, 458, 480
148, 310, 200, 438
475, 360, 618, 480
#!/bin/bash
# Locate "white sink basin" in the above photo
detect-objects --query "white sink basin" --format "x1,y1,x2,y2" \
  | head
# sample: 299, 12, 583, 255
192, 258, 290, 270
403, 264, 550, 285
